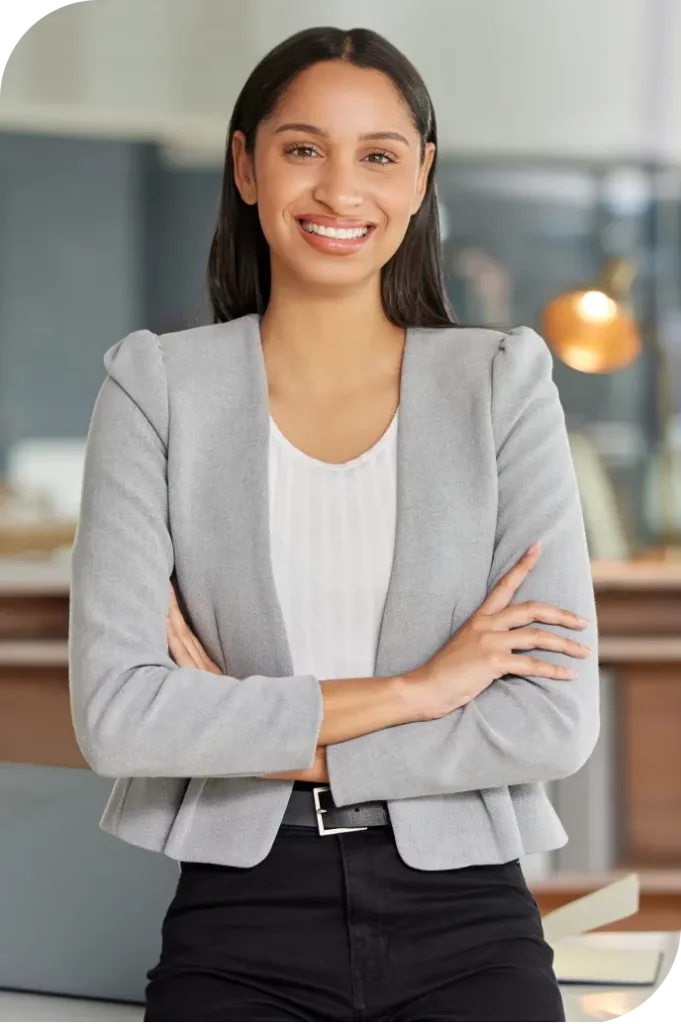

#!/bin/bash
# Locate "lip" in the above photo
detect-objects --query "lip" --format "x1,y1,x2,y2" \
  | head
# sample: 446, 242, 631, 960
295, 215, 376, 255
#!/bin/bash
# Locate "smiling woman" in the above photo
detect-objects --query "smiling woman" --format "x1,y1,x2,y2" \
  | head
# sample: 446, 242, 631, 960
68, 22, 596, 1024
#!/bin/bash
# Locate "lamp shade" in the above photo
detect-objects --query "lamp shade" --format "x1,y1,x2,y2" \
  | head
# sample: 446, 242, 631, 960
541, 257, 641, 373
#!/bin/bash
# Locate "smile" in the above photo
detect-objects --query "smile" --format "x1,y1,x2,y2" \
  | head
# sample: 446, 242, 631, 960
295, 218, 375, 255
300, 220, 370, 239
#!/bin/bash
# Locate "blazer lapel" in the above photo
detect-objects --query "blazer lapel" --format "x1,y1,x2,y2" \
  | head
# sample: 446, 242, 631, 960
203, 314, 295, 679
373, 326, 480, 678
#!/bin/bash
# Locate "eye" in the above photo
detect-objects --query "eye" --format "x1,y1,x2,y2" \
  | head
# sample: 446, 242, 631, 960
364, 150, 398, 165
284, 143, 321, 159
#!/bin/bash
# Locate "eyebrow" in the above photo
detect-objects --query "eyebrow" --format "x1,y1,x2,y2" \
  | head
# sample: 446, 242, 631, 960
272, 122, 410, 146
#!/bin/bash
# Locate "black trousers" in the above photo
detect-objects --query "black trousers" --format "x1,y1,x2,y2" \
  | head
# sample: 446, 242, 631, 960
144, 821, 565, 1022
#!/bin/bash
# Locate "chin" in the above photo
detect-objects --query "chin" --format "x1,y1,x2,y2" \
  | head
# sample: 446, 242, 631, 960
284, 255, 379, 292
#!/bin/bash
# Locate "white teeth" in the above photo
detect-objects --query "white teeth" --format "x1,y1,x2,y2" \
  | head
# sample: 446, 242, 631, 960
301, 220, 369, 239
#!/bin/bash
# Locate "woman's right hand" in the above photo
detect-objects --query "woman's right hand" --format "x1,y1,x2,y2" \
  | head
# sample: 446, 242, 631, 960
403, 541, 592, 721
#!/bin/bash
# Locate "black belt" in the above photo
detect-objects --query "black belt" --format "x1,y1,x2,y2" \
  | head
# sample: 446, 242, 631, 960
282, 783, 390, 835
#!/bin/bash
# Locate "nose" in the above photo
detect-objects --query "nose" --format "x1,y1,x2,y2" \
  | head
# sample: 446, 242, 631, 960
312, 156, 364, 213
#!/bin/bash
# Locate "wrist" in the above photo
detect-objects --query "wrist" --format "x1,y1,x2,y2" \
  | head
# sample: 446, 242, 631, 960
389, 670, 434, 724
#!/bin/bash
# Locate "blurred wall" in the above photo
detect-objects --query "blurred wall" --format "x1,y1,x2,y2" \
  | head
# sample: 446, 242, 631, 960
0, 134, 142, 470
0, 133, 220, 472
2, 0, 681, 159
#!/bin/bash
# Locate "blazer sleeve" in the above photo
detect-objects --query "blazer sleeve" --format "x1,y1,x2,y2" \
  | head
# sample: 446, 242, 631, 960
68, 330, 323, 778
325, 326, 600, 806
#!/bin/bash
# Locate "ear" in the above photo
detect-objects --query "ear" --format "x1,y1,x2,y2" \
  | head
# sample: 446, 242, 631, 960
232, 130, 257, 205
412, 141, 436, 215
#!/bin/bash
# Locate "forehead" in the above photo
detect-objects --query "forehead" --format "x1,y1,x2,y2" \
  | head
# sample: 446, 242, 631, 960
264, 60, 417, 137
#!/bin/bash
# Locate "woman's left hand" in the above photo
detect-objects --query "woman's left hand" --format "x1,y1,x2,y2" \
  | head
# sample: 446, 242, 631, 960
165, 584, 329, 782
165, 583, 222, 675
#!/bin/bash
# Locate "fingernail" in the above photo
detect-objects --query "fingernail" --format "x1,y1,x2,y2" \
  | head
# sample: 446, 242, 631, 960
577, 616, 589, 625
527, 541, 541, 555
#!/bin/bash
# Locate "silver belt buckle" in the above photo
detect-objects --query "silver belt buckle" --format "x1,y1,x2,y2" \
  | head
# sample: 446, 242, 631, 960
312, 786, 368, 836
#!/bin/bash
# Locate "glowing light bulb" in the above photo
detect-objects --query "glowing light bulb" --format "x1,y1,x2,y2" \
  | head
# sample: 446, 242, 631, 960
576, 290, 618, 324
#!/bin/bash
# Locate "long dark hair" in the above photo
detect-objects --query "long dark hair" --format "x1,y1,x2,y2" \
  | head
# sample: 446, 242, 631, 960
207, 26, 457, 329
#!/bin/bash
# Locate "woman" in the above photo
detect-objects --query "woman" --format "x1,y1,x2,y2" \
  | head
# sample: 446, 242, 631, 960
68, 25, 599, 1023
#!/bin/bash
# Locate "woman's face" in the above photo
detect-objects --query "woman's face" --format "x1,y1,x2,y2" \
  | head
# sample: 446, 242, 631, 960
232, 60, 435, 292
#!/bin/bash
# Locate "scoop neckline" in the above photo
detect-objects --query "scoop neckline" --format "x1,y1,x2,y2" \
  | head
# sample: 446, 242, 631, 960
269, 408, 399, 470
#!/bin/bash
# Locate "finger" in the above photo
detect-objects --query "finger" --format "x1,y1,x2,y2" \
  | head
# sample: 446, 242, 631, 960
501, 654, 578, 680
499, 627, 591, 657
182, 626, 210, 669
166, 610, 201, 668
477, 543, 540, 616
186, 630, 211, 662
167, 599, 206, 665
165, 616, 194, 668
188, 638, 223, 675
167, 582, 225, 673
488, 602, 590, 632
203, 655, 224, 675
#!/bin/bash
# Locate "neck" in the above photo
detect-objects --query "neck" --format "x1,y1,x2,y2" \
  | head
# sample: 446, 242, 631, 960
260, 274, 405, 397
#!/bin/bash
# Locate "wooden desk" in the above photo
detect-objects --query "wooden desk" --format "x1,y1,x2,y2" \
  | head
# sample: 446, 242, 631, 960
591, 560, 681, 868
0, 556, 84, 768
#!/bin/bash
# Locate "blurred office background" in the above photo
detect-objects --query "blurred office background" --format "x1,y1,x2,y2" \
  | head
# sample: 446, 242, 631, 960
1, 0, 681, 1015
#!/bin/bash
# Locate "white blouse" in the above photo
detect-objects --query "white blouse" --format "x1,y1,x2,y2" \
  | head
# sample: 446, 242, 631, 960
268, 409, 398, 681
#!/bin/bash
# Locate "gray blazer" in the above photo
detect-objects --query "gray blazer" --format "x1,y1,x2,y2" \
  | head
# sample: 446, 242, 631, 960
68, 313, 599, 870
